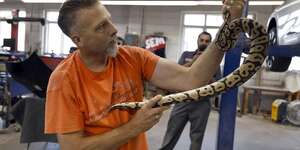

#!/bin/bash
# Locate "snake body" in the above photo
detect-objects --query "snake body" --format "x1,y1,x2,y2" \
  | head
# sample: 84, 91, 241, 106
110, 8, 268, 111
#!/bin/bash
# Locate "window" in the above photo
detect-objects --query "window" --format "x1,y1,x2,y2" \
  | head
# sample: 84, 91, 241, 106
182, 27, 203, 52
44, 11, 75, 56
181, 13, 254, 53
0, 10, 26, 51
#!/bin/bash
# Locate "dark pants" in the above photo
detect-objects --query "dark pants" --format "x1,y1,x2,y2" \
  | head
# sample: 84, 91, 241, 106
160, 99, 211, 150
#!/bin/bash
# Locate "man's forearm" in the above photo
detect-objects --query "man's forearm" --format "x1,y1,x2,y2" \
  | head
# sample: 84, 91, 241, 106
188, 42, 224, 87
186, 0, 244, 88
76, 122, 140, 150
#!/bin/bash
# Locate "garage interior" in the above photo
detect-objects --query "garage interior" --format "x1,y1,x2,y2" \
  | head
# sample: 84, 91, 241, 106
0, 0, 300, 150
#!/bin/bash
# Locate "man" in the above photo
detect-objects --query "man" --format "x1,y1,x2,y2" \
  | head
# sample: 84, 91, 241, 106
44, 0, 244, 150
160, 32, 221, 150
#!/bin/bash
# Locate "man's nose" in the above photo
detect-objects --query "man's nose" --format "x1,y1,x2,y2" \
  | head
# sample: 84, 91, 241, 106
108, 21, 118, 37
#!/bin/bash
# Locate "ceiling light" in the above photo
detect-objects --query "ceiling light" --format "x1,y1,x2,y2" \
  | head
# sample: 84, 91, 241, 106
249, 1, 284, 5
0, 0, 4, 2
102, 1, 200, 6
21, 0, 285, 6
21, 0, 63, 2
102, 1, 284, 6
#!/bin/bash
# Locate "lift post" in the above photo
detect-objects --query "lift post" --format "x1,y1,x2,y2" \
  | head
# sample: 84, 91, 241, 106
268, 45, 300, 57
217, 48, 242, 150
216, 0, 249, 149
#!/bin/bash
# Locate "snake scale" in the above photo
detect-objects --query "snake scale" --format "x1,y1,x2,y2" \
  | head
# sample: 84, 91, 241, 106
110, 2, 269, 111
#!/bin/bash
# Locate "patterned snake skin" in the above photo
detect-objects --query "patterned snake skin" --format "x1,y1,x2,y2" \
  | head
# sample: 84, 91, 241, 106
110, 2, 269, 111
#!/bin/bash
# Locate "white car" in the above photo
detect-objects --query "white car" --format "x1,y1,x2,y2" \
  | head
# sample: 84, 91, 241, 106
266, 0, 300, 72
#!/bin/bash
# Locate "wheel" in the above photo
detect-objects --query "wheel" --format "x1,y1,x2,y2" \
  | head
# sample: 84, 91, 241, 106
266, 27, 292, 72
266, 56, 291, 72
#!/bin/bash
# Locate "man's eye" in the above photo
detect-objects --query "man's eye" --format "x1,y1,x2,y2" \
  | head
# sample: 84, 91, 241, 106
96, 25, 104, 31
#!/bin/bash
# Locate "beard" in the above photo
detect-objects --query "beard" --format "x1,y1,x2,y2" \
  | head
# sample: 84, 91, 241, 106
106, 42, 118, 57
197, 44, 208, 52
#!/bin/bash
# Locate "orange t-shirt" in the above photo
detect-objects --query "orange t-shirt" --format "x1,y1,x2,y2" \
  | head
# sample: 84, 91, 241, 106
45, 46, 160, 150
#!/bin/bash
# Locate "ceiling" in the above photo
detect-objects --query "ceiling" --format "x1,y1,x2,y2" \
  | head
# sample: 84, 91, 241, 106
1, 0, 286, 6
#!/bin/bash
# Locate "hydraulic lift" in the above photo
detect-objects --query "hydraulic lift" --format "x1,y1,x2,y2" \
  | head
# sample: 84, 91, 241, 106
268, 45, 300, 57
217, 1, 300, 149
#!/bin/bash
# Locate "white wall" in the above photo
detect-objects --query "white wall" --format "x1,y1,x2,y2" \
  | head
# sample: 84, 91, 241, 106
0, 2, 278, 61
113, 5, 276, 61
1, 2, 291, 107
106, 6, 129, 38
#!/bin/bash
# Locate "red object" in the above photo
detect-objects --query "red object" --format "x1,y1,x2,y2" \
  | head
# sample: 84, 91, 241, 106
144, 35, 166, 58
11, 10, 19, 51
40, 56, 64, 70
145, 36, 166, 52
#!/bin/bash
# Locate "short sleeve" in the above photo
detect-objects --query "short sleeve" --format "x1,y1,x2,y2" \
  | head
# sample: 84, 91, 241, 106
139, 48, 160, 81
45, 72, 84, 134
178, 52, 187, 65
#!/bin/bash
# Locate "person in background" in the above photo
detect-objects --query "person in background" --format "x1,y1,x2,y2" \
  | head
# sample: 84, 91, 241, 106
160, 31, 221, 150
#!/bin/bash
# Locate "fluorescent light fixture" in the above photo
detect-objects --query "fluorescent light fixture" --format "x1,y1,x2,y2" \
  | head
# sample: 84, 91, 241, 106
102, 1, 285, 6
249, 1, 284, 5
21, 0, 63, 2
21, 0, 285, 6
0, 0, 4, 2
102, 1, 204, 6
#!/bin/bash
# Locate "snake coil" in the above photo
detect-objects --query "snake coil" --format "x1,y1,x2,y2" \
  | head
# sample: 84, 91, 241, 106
110, 5, 269, 111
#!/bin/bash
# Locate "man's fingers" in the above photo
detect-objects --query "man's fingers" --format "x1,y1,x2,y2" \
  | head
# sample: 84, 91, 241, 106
223, 0, 244, 6
222, 0, 244, 21
144, 95, 162, 109
154, 112, 163, 122
222, 0, 244, 11
151, 106, 170, 117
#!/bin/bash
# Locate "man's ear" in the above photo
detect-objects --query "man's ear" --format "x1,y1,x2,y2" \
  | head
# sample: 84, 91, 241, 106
71, 35, 81, 47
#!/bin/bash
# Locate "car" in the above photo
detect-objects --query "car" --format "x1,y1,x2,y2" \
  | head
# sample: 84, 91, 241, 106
266, 0, 300, 72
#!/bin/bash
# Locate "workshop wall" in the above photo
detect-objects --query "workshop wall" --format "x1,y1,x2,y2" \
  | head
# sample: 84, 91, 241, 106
0, 2, 290, 112
1, 3, 278, 61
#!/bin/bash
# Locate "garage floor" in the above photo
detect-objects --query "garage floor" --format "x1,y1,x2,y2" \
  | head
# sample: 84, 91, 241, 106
148, 110, 300, 150
0, 110, 300, 150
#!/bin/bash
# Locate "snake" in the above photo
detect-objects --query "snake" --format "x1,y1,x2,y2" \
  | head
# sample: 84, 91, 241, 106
109, 1, 269, 111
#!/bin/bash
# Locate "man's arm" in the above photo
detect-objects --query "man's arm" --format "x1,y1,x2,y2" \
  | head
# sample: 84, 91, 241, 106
182, 52, 201, 67
150, 44, 223, 91
57, 96, 169, 150
150, 0, 244, 91
58, 123, 139, 150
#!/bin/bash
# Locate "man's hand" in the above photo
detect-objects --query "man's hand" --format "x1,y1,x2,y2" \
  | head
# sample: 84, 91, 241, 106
58, 95, 169, 150
222, 0, 245, 21
127, 95, 169, 133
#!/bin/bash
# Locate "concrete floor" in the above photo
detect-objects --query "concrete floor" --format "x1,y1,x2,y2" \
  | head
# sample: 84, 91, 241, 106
148, 110, 300, 150
0, 110, 300, 150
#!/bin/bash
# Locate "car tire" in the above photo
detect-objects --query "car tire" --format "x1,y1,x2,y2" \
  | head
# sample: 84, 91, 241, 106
266, 27, 292, 72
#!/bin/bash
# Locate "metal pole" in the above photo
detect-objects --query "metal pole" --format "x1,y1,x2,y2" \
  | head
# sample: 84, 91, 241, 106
11, 9, 19, 51
216, 0, 249, 150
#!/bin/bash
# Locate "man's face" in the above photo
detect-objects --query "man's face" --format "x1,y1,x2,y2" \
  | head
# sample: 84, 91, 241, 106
71, 3, 118, 57
197, 34, 211, 50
